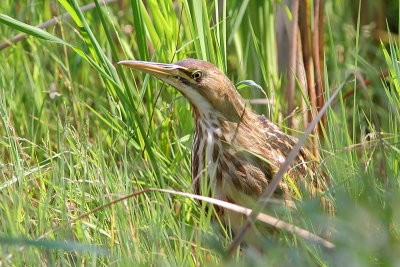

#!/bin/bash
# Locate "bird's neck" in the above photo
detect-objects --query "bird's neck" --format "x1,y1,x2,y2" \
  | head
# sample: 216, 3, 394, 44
191, 109, 224, 197
193, 111, 222, 139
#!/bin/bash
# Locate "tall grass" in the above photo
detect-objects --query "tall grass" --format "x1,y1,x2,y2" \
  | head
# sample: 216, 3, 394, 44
0, 0, 399, 265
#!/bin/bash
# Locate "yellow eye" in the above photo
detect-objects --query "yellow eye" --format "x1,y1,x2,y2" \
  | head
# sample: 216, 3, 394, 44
191, 70, 202, 80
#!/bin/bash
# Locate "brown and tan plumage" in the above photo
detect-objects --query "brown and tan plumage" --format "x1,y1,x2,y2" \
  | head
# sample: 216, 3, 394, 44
118, 58, 329, 229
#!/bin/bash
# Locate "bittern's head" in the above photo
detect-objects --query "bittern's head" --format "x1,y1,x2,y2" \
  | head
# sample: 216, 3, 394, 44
118, 58, 248, 122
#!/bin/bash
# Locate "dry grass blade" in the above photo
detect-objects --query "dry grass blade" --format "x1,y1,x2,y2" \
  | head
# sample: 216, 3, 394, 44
313, 0, 326, 134
3, 186, 334, 261
285, 0, 299, 128
299, 0, 319, 158
43, 187, 333, 248
155, 189, 334, 249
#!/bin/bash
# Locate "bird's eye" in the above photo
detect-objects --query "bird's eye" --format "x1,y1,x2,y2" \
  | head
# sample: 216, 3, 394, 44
191, 70, 202, 80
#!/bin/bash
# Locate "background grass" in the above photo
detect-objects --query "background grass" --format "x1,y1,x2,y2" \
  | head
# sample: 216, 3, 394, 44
0, 0, 399, 265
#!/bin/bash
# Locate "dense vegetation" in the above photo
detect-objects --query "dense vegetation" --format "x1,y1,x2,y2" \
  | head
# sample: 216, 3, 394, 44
0, 0, 399, 265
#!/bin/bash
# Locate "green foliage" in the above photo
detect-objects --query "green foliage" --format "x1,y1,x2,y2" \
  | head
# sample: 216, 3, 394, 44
0, 0, 399, 265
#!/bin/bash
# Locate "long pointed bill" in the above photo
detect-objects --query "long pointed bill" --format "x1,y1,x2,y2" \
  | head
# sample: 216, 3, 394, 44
117, 60, 190, 81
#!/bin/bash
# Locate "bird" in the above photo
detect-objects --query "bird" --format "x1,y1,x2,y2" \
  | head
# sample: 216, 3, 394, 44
118, 58, 330, 232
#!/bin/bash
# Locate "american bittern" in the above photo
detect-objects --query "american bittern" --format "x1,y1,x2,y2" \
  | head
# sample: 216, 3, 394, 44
119, 59, 329, 229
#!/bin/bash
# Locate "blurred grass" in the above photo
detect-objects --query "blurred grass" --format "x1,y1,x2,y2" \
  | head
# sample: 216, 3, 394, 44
0, 0, 399, 265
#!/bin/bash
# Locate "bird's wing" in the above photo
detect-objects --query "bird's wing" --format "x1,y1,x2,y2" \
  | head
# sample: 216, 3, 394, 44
256, 115, 333, 213
256, 115, 325, 190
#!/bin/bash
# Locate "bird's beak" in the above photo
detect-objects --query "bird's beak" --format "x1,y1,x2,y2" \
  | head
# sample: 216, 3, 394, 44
117, 60, 190, 81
